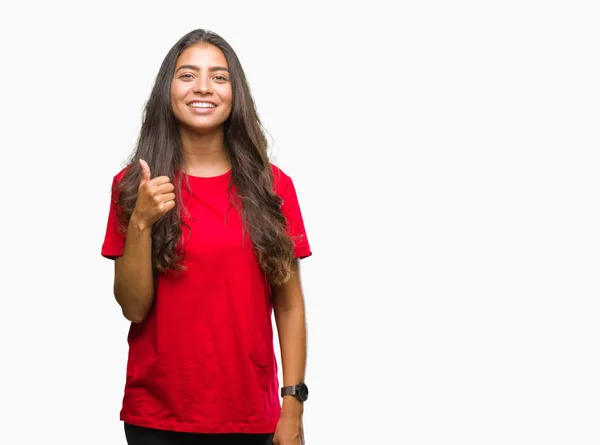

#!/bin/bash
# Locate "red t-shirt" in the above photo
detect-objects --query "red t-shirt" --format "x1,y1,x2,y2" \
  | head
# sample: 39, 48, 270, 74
101, 164, 311, 434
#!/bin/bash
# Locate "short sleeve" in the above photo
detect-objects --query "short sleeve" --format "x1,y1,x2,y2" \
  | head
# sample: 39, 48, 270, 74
101, 176, 127, 259
279, 174, 312, 259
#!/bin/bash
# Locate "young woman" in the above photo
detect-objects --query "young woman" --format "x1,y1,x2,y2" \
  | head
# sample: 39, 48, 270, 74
101, 29, 311, 445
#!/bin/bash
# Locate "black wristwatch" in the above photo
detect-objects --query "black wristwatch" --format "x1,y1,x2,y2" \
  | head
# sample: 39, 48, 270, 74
280, 382, 309, 403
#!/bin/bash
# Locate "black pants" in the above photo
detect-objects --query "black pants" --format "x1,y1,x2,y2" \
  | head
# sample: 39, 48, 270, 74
124, 422, 274, 445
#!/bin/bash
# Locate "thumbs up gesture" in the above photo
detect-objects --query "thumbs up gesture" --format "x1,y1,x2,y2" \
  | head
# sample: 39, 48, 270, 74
132, 159, 176, 227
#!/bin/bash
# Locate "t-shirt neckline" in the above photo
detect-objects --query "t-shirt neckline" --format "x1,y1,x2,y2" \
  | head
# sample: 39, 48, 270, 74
179, 169, 232, 180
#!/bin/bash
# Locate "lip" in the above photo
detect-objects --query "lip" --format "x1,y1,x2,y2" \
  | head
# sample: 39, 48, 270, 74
187, 101, 218, 114
187, 100, 217, 106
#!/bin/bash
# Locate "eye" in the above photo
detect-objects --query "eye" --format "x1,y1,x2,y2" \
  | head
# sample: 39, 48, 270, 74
179, 73, 194, 80
213, 74, 228, 82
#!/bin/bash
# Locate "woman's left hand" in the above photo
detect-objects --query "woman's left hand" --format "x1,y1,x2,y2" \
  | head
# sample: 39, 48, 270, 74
273, 409, 304, 444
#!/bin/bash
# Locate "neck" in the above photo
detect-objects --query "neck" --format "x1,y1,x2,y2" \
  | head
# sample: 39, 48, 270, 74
178, 126, 230, 176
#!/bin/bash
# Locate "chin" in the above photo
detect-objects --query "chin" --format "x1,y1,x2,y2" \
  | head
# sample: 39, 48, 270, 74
185, 122, 224, 134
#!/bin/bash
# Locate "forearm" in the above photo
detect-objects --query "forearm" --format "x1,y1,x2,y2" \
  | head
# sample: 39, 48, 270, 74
274, 304, 307, 413
114, 212, 155, 323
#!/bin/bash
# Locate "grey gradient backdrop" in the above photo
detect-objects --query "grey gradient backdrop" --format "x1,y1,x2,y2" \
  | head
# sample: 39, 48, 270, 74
1, 1, 598, 444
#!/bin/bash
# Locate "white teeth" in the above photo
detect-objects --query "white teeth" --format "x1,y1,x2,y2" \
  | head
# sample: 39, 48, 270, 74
190, 102, 216, 108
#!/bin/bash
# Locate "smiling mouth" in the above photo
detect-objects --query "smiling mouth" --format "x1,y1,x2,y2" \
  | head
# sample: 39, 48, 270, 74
188, 101, 217, 108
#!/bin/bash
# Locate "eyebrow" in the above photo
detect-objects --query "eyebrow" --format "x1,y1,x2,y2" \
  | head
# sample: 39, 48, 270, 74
175, 64, 230, 73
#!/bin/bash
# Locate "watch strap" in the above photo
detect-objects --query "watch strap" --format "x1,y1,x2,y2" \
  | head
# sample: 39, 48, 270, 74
280, 385, 298, 397
280, 383, 308, 402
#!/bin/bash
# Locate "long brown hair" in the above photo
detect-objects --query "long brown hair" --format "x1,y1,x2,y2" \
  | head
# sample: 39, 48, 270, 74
115, 29, 295, 285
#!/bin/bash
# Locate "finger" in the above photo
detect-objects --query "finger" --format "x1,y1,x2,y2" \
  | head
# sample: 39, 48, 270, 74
155, 182, 175, 194
152, 191, 175, 204
162, 199, 176, 213
139, 159, 151, 182
148, 175, 173, 187
161, 193, 176, 203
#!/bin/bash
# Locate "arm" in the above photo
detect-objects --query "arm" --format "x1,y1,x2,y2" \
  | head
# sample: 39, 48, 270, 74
113, 212, 155, 323
272, 259, 307, 417
111, 160, 176, 324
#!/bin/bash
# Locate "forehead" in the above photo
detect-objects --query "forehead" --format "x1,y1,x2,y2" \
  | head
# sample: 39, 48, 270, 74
176, 43, 228, 68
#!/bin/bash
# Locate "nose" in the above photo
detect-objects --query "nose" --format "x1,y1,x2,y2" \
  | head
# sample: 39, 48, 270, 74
194, 77, 212, 94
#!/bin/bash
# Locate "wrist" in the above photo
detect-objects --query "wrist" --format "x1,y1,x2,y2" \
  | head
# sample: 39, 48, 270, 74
281, 396, 304, 416
280, 382, 309, 403
130, 211, 150, 233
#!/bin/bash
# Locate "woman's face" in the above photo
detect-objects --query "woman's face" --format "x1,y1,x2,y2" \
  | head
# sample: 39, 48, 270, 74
170, 43, 233, 133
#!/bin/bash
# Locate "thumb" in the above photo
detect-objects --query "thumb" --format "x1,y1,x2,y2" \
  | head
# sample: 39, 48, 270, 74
139, 159, 151, 182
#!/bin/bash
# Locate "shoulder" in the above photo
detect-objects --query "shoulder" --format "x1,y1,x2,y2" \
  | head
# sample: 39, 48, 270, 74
270, 163, 292, 195
108, 165, 133, 201
112, 164, 133, 184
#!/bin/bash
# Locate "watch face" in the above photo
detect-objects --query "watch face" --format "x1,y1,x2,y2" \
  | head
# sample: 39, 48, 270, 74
297, 383, 309, 402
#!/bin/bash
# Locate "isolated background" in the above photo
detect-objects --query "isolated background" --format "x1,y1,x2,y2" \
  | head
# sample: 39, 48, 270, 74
1, 1, 598, 444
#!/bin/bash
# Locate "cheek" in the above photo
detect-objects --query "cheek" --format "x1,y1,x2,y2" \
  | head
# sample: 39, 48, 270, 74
223, 89, 234, 108
171, 83, 188, 103
170, 84, 178, 106
170, 85, 186, 121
